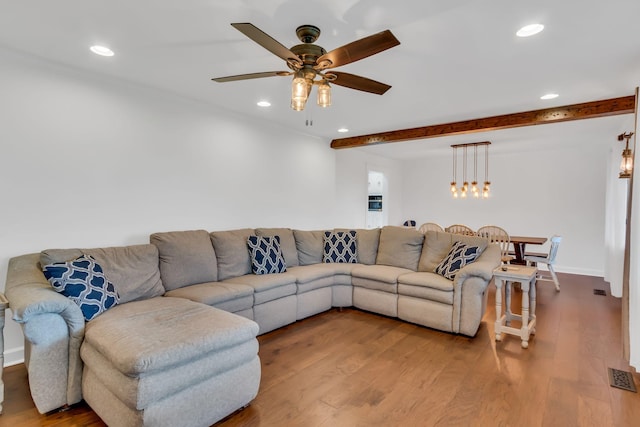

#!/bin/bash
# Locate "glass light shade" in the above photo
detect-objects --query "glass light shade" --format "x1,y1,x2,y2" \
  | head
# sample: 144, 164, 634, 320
482, 181, 491, 198
453, 190, 459, 199
317, 82, 331, 107
461, 187, 467, 198
462, 181, 468, 192
471, 181, 478, 193
450, 182, 457, 193
291, 74, 309, 111
620, 149, 633, 178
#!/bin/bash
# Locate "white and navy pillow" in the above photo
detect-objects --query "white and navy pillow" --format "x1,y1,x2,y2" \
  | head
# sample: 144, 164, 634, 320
42, 254, 120, 321
434, 241, 481, 280
247, 235, 287, 275
323, 230, 358, 263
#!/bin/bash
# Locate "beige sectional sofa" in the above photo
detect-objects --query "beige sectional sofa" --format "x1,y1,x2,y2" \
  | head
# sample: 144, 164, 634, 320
5, 226, 500, 427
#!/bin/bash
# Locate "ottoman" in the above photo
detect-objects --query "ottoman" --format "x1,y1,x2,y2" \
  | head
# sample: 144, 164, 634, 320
80, 297, 261, 427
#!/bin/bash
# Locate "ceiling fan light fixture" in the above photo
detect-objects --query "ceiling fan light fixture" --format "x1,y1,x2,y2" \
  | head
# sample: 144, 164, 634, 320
317, 81, 331, 107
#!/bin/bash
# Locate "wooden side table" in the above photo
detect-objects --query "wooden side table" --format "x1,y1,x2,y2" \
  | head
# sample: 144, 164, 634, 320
0, 292, 8, 413
493, 265, 537, 348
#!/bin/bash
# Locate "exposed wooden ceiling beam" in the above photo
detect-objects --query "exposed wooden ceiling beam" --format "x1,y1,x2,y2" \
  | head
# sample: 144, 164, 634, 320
330, 95, 636, 149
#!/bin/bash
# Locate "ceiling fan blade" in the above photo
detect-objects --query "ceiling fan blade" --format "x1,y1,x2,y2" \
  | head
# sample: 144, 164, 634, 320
316, 30, 400, 69
231, 23, 302, 66
329, 72, 391, 95
212, 71, 291, 83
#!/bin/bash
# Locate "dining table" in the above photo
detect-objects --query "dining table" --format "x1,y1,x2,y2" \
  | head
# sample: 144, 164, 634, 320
509, 235, 548, 265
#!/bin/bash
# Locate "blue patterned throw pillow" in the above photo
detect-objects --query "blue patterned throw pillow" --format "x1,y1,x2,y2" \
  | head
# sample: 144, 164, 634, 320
323, 230, 358, 263
42, 255, 120, 321
247, 235, 287, 275
434, 241, 481, 280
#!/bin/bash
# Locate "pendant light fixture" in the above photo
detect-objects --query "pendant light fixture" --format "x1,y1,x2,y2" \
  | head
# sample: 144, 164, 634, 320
461, 146, 468, 198
451, 146, 458, 198
450, 141, 491, 199
483, 143, 491, 198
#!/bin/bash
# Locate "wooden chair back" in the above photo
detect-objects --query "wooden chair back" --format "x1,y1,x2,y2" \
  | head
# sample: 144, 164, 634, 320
445, 224, 476, 236
418, 222, 444, 234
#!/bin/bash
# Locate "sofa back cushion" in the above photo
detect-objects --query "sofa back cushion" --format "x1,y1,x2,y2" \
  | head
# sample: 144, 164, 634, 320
375, 226, 424, 271
335, 228, 380, 265
150, 230, 218, 291
40, 244, 165, 304
419, 230, 490, 273
210, 228, 254, 281
255, 227, 299, 267
293, 229, 324, 265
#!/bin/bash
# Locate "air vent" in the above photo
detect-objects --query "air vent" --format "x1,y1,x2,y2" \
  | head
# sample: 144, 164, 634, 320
608, 367, 637, 392
593, 289, 607, 296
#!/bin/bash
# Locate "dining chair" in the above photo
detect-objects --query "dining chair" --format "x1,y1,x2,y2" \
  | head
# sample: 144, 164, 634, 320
477, 225, 514, 264
525, 235, 562, 291
445, 224, 476, 236
418, 222, 444, 234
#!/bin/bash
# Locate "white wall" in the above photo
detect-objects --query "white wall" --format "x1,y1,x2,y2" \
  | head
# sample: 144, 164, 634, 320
400, 139, 609, 276
0, 47, 339, 365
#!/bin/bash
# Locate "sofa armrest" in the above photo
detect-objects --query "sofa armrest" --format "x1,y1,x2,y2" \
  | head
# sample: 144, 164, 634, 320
6, 254, 85, 332
454, 244, 501, 285
5, 253, 85, 412
451, 244, 501, 336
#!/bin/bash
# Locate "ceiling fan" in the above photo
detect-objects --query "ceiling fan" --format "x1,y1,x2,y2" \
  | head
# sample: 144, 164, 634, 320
212, 23, 400, 111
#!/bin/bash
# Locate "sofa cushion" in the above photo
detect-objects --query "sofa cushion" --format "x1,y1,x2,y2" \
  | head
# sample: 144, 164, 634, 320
224, 273, 297, 305
255, 228, 299, 267
210, 229, 254, 281
247, 236, 287, 275
41, 244, 165, 304
434, 241, 482, 280
42, 254, 119, 321
83, 297, 259, 376
397, 272, 454, 305
293, 230, 324, 265
150, 230, 218, 291
164, 282, 254, 312
323, 230, 357, 263
375, 226, 424, 271
352, 264, 413, 284
419, 231, 489, 273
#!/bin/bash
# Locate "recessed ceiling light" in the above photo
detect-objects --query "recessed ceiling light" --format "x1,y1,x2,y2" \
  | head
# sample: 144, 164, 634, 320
540, 93, 559, 100
257, 100, 271, 107
337, 128, 349, 133
90, 45, 114, 57
516, 24, 544, 37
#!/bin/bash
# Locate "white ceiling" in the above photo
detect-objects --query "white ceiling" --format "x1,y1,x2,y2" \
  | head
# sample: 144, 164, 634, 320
1, 0, 638, 156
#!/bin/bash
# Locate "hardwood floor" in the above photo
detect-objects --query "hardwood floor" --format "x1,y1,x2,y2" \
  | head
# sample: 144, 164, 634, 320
1, 272, 639, 427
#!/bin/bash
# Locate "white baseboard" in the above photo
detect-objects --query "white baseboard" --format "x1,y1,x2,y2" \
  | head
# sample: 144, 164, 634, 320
3, 346, 24, 367
553, 265, 604, 277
